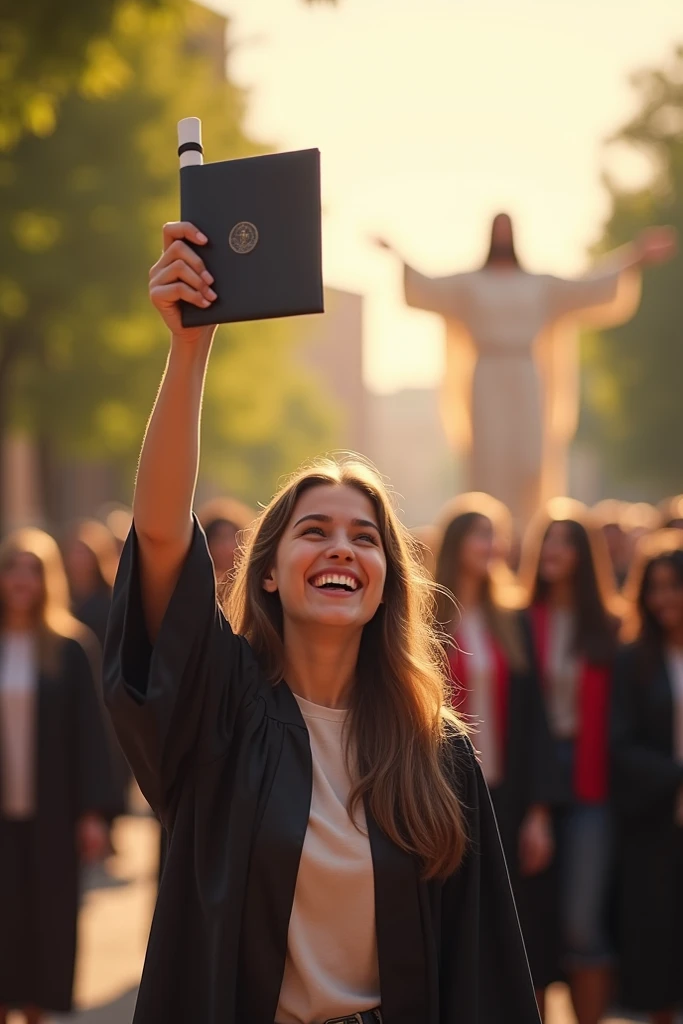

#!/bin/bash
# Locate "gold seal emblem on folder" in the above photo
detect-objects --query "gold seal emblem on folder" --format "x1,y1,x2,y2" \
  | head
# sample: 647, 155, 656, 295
229, 221, 259, 254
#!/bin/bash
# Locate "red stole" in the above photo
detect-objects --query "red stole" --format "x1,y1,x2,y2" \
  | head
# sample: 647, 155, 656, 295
447, 633, 510, 771
531, 603, 610, 804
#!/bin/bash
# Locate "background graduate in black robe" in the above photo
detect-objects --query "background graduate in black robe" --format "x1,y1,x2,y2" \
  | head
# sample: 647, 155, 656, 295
433, 502, 559, 1002
197, 495, 255, 585
62, 518, 120, 650
612, 532, 683, 1023
0, 527, 119, 1024
104, 219, 542, 1024
520, 500, 619, 1024
62, 517, 130, 823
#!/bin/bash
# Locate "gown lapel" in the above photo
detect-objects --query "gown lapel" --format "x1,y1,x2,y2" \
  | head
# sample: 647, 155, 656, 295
238, 681, 313, 1023
366, 806, 433, 1023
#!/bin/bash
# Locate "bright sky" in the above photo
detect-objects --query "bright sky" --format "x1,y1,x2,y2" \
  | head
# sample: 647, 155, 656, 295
207, 0, 681, 393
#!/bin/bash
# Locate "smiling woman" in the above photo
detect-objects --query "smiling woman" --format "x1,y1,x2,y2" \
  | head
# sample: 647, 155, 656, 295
103, 220, 542, 1024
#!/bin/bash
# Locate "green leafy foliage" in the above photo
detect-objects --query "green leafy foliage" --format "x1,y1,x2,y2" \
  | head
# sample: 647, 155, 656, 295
0, 1, 335, 509
0, 0, 337, 151
0, 0, 179, 151
581, 44, 683, 495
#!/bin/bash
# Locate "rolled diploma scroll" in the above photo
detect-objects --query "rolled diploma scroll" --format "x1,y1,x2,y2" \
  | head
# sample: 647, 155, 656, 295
178, 117, 203, 168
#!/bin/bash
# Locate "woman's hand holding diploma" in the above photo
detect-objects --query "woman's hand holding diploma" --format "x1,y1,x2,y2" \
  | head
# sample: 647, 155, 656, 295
149, 221, 218, 347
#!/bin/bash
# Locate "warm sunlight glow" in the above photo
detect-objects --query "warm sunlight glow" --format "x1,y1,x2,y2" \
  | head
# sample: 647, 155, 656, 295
209, 0, 680, 392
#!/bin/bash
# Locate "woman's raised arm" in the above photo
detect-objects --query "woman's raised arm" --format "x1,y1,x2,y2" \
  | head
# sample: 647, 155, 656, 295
134, 221, 218, 640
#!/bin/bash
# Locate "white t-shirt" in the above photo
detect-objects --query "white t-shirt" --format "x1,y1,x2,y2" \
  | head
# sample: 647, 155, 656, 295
459, 608, 502, 787
0, 631, 38, 819
275, 694, 381, 1024
546, 608, 580, 740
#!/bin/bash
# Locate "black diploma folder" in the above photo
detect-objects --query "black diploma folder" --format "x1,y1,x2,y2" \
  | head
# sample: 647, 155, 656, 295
179, 148, 324, 327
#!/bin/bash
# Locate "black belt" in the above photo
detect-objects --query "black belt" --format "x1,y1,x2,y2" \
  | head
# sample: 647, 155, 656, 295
324, 1012, 382, 1024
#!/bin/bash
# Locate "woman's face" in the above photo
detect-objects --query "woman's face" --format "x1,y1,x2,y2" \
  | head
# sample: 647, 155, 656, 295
264, 484, 387, 632
63, 538, 98, 594
0, 552, 44, 619
645, 561, 683, 634
459, 516, 493, 580
539, 521, 578, 586
208, 522, 238, 577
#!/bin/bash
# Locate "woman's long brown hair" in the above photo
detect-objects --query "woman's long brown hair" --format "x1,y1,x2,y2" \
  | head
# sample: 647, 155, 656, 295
621, 529, 683, 645
0, 528, 87, 674
520, 499, 619, 665
434, 510, 527, 673
227, 456, 469, 880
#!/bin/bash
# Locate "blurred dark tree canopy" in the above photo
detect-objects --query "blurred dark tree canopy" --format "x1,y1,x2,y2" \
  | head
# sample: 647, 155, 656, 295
581, 43, 683, 496
0, 0, 178, 151
0, 0, 334, 150
0, 1, 335, 514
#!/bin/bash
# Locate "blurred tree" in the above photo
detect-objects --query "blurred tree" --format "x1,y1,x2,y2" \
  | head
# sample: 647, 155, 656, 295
0, 1, 335, 519
580, 44, 683, 495
0, 0, 334, 151
0, 0, 176, 151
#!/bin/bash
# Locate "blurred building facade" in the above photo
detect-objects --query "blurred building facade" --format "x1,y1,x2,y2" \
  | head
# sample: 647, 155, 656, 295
367, 387, 458, 527
295, 287, 368, 456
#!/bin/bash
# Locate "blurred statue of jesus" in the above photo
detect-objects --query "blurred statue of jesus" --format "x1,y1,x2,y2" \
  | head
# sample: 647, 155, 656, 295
376, 215, 676, 528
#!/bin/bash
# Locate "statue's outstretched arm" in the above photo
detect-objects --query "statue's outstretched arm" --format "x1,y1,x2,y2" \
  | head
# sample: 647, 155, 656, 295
546, 226, 676, 327
373, 236, 469, 319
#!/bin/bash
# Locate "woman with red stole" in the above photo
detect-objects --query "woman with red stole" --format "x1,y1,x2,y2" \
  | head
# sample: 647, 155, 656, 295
434, 500, 557, 1005
522, 500, 619, 1024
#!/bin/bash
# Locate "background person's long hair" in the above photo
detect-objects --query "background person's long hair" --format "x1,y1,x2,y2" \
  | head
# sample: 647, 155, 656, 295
198, 494, 256, 596
434, 510, 527, 673
622, 530, 683, 658
521, 499, 618, 665
227, 455, 469, 880
64, 518, 119, 592
0, 528, 86, 674
435, 491, 525, 608
197, 495, 255, 536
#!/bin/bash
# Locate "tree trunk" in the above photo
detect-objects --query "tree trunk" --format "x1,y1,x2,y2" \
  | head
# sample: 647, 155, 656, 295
35, 432, 63, 532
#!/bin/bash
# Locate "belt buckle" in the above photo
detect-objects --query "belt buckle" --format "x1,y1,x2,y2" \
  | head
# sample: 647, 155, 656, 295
323, 1012, 382, 1024
322, 1015, 369, 1024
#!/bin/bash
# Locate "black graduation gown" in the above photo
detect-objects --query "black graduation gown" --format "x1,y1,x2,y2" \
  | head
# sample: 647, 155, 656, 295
0, 634, 120, 1011
611, 643, 683, 1012
75, 587, 112, 650
489, 615, 561, 990
104, 520, 541, 1024
74, 588, 130, 818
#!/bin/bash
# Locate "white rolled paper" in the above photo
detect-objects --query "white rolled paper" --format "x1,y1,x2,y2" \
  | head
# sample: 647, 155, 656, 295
178, 117, 204, 168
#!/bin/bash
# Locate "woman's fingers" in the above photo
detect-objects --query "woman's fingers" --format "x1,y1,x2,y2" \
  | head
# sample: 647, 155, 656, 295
151, 280, 213, 310
162, 220, 207, 250
153, 237, 213, 283
152, 259, 217, 301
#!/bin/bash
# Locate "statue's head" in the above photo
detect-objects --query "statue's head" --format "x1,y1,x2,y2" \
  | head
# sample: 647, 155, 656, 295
484, 212, 520, 268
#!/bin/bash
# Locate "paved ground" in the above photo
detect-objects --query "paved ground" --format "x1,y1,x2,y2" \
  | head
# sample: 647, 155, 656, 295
60, 812, 158, 1024
12, 803, 635, 1024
